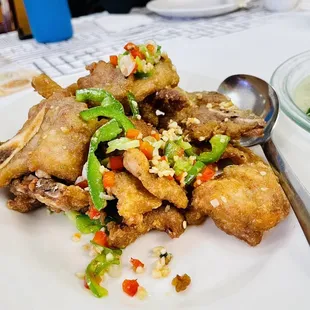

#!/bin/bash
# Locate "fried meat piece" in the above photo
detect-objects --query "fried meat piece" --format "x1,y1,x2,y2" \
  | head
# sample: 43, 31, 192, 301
77, 57, 179, 105
130, 118, 157, 137
142, 88, 266, 141
221, 144, 264, 165
107, 206, 185, 248
8, 193, 43, 213
111, 172, 162, 225
32, 74, 77, 99
8, 175, 89, 213
123, 149, 188, 209
189, 162, 290, 246
0, 94, 98, 186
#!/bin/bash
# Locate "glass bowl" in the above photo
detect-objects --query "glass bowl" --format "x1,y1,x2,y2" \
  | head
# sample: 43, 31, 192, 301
271, 50, 310, 133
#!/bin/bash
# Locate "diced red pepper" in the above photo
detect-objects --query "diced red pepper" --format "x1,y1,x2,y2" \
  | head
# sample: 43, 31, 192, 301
139, 141, 154, 160
92, 231, 108, 247
124, 42, 137, 51
195, 165, 215, 187
122, 279, 139, 297
84, 276, 89, 289
87, 205, 101, 220
175, 174, 183, 182
110, 55, 118, 66
103, 171, 115, 188
166, 175, 174, 181
109, 156, 124, 171
126, 128, 142, 139
76, 179, 88, 189
130, 258, 144, 271
131, 49, 145, 60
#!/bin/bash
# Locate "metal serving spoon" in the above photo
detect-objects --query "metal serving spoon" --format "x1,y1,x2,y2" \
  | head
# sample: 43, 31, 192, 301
218, 74, 310, 244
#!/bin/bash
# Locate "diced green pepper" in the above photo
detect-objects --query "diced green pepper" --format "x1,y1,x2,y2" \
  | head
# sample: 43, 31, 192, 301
65, 210, 80, 224
184, 161, 205, 185
164, 141, 183, 164
127, 92, 140, 118
175, 138, 196, 156
106, 137, 140, 154
85, 248, 122, 298
198, 135, 230, 164
87, 120, 122, 211
76, 214, 102, 234
65, 211, 102, 234
173, 157, 193, 176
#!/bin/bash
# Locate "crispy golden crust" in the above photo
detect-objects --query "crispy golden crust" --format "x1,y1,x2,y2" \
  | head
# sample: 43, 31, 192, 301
31, 74, 77, 99
142, 89, 266, 141
28, 96, 98, 182
7, 194, 42, 213
0, 95, 99, 186
111, 172, 162, 225
221, 144, 264, 165
107, 206, 185, 248
8, 175, 89, 213
190, 162, 290, 246
32, 74, 64, 99
123, 149, 188, 209
77, 58, 179, 104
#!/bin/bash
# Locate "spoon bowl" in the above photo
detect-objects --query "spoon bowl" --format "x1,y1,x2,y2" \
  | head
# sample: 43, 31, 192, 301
218, 74, 310, 244
218, 74, 279, 147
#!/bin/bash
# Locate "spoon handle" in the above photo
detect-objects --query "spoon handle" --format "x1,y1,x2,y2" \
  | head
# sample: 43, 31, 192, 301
263, 139, 310, 244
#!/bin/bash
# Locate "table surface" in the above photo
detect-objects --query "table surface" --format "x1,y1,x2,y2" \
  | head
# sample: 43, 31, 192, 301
1, 3, 310, 194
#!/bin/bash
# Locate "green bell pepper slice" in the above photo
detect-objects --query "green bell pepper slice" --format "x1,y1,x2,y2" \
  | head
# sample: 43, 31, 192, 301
87, 119, 122, 211
76, 88, 107, 103
79, 89, 134, 132
184, 161, 205, 185
198, 135, 230, 164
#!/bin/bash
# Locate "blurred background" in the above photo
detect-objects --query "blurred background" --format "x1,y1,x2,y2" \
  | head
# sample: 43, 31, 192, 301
1, 0, 309, 37
0, 0, 151, 37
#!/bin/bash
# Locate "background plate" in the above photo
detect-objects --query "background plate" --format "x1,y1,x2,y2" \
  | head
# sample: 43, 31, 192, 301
147, 0, 240, 18
0, 72, 309, 310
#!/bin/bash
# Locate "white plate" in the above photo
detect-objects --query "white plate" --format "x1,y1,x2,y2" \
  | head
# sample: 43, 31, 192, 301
147, 0, 241, 18
0, 72, 309, 310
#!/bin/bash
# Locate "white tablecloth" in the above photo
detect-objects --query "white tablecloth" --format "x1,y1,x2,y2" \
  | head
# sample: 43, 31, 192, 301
1, 4, 310, 192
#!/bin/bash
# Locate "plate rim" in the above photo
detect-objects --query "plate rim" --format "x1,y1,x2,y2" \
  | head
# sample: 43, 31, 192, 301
147, 0, 239, 14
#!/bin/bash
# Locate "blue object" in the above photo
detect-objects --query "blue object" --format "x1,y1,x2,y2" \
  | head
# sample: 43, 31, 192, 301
23, 0, 73, 43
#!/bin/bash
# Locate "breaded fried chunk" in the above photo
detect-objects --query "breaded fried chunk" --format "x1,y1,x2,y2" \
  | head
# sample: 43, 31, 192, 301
32, 74, 77, 98
77, 57, 179, 104
190, 162, 290, 246
142, 89, 266, 141
111, 172, 162, 225
8, 175, 89, 213
107, 206, 185, 248
123, 149, 188, 209
221, 144, 264, 165
0, 94, 98, 186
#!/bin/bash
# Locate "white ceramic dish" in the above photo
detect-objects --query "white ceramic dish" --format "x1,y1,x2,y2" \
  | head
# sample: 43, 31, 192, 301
147, 0, 241, 18
0, 72, 309, 310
